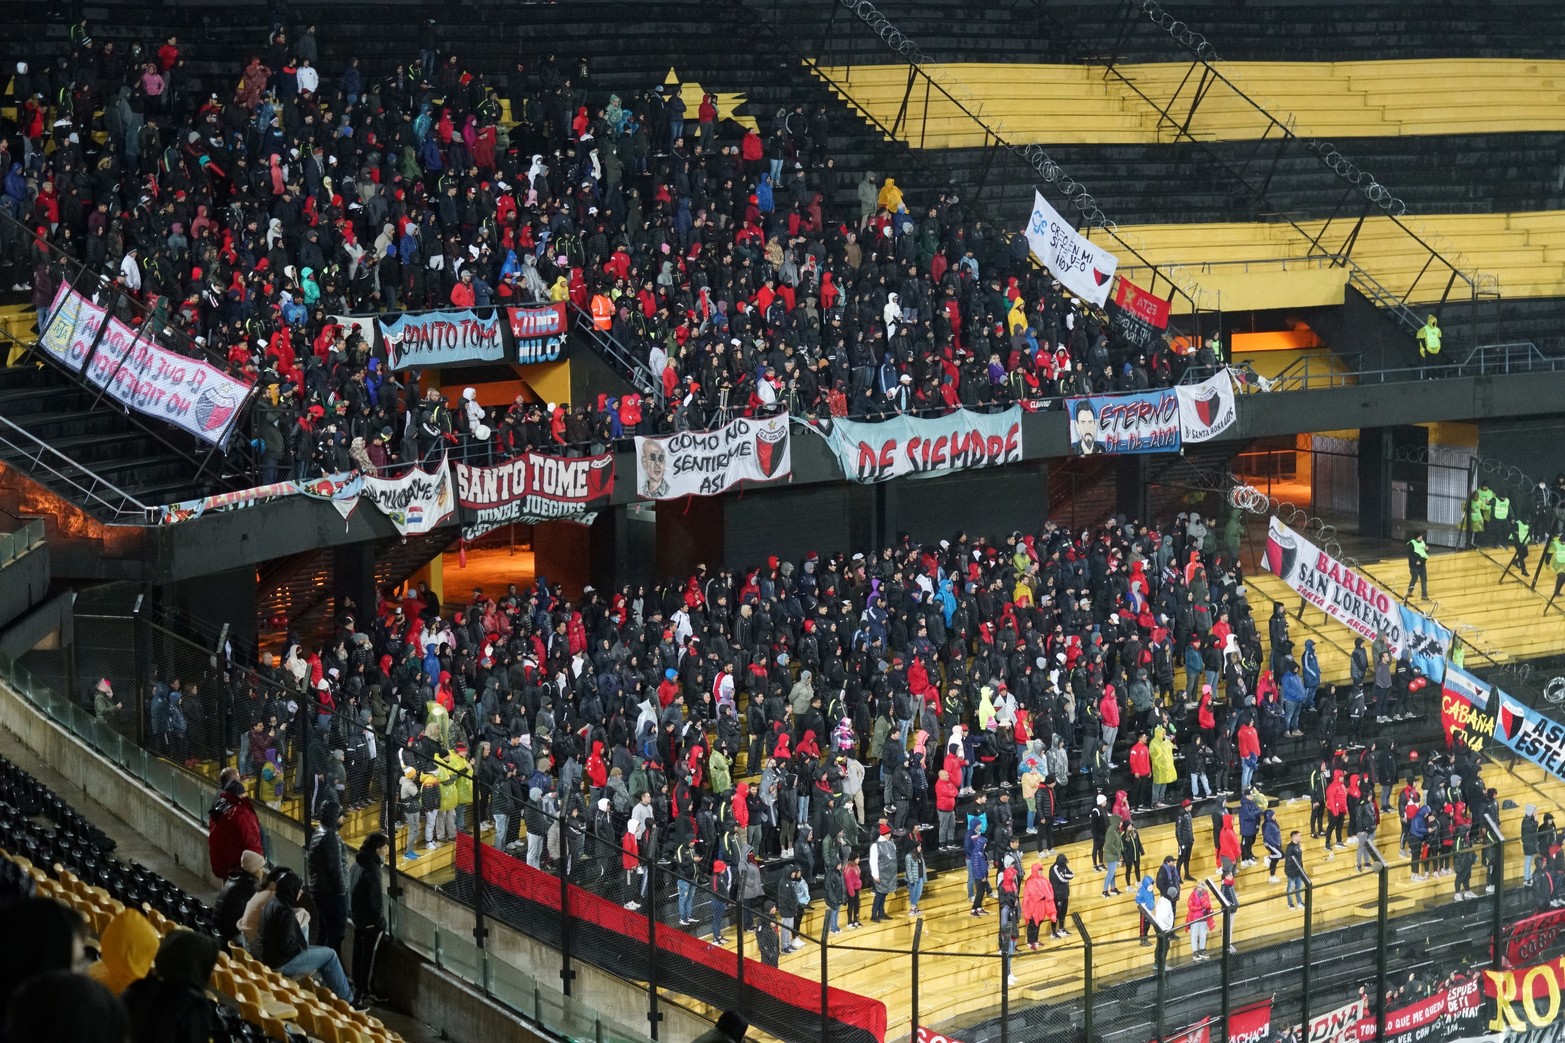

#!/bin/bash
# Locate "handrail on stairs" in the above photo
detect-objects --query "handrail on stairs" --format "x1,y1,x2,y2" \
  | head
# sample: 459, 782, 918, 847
0, 411, 159, 524
566, 301, 665, 409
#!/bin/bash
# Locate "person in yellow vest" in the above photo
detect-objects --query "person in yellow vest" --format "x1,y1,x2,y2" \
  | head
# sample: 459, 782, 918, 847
1416, 315, 1442, 376
435, 749, 460, 843
1404, 531, 1428, 602
1544, 534, 1565, 612
450, 743, 472, 835
590, 291, 614, 330
1492, 492, 1513, 546
1474, 483, 1496, 547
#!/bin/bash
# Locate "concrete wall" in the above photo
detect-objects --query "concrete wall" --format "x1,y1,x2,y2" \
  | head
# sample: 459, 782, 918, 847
0, 677, 686, 1043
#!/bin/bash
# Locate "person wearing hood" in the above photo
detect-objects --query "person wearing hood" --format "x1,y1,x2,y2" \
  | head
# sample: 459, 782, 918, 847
349, 832, 389, 1001
1149, 726, 1177, 808
121, 929, 220, 1043
1216, 813, 1241, 869
1324, 770, 1348, 853
1281, 657, 1308, 737
883, 292, 902, 339
214, 849, 267, 944
207, 776, 263, 880
1185, 884, 1214, 960
307, 801, 350, 955
87, 908, 160, 995
260, 869, 358, 1003
1021, 860, 1057, 949
876, 176, 904, 213
1263, 809, 1284, 881
1134, 875, 1157, 947
1237, 789, 1263, 866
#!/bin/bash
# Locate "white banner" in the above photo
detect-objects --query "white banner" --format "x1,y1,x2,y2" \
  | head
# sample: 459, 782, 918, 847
361, 463, 456, 535
1176, 369, 1237, 443
810, 408, 1023, 483
40, 283, 252, 445
634, 413, 791, 499
1303, 998, 1369, 1043
1263, 516, 1407, 649
1024, 190, 1119, 307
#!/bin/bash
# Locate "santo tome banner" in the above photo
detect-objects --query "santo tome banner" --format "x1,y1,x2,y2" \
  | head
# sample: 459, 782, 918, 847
634, 413, 791, 499
1067, 388, 1181, 455
1024, 190, 1119, 307
379, 308, 507, 369
810, 408, 1023, 483
454, 452, 615, 540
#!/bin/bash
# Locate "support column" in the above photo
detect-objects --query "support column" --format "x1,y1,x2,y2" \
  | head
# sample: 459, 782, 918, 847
533, 521, 593, 595
331, 542, 378, 628
1115, 455, 1150, 522
1358, 427, 1394, 540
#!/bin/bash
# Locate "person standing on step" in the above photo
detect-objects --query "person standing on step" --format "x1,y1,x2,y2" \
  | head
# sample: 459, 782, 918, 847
1186, 884, 1213, 960
1405, 532, 1429, 602
1048, 854, 1074, 938
1416, 315, 1443, 377
869, 823, 898, 922
1175, 799, 1195, 882
307, 802, 350, 957
1284, 832, 1306, 909
348, 832, 388, 1003
1501, 517, 1533, 582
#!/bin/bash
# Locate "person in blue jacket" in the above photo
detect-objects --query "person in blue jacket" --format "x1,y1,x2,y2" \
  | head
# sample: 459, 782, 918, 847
966, 826, 991, 915
1238, 788, 1263, 866
1301, 639, 1322, 711
1281, 660, 1308, 737
1262, 809, 1284, 881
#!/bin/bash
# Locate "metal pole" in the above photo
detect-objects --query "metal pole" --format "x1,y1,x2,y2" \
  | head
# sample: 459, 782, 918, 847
384, 708, 402, 901
1301, 871, 1314, 1034
131, 595, 147, 750
910, 918, 922, 1038
1376, 857, 1389, 1043
1155, 925, 1168, 1043
1220, 901, 1233, 1042
1001, 950, 1011, 1043
647, 856, 660, 1041
1077, 913, 1093, 1043
820, 919, 829, 1043
1490, 817, 1506, 970
559, 793, 573, 995
472, 776, 487, 950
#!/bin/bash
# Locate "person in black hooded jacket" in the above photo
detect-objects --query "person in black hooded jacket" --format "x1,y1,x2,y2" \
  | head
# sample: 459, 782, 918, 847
122, 929, 220, 1043
349, 832, 389, 1001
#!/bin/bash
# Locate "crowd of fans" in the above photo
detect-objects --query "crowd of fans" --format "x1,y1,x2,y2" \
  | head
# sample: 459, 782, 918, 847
2, 16, 1213, 484
183, 503, 1490, 974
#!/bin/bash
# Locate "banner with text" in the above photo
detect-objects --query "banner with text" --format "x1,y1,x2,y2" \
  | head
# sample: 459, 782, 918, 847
1304, 997, 1370, 1043
1263, 515, 1410, 651
1355, 975, 1483, 1043
1441, 664, 1565, 780
1162, 998, 1274, 1043
379, 308, 507, 369
1109, 275, 1171, 349
507, 302, 570, 365
41, 283, 252, 446
361, 463, 456, 536
1482, 955, 1565, 1041
1024, 190, 1119, 307
1176, 369, 1238, 444
454, 452, 615, 540
1067, 388, 1181, 455
635, 414, 791, 499
810, 408, 1023, 483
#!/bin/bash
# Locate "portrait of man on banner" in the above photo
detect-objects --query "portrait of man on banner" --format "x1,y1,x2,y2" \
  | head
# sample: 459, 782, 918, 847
1072, 400, 1101, 456
640, 438, 669, 499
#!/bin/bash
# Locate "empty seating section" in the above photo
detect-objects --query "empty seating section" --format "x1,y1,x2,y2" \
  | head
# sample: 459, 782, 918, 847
0, 755, 404, 1043
1105, 211, 1565, 302
815, 60, 1565, 148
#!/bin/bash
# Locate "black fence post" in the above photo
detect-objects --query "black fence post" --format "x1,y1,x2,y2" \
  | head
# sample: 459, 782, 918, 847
910, 918, 922, 1039
298, 695, 313, 846
1490, 818, 1506, 970
1301, 871, 1314, 1035
1376, 857, 1389, 1043
647, 856, 661, 1041
1215, 879, 1232, 1043
1001, 951, 1011, 1043
1155, 926, 1168, 1043
131, 596, 147, 750
820, 919, 829, 1043
383, 708, 402, 901
216, 623, 230, 773
558, 798, 573, 996
1076, 912, 1093, 1043
472, 777, 487, 951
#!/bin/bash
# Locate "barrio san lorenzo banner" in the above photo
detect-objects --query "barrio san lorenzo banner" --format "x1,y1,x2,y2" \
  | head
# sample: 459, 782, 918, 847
634, 414, 791, 499
40, 283, 252, 446
1024, 191, 1119, 307
379, 308, 507, 369
1067, 388, 1181, 455
455, 453, 615, 540
810, 407, 1023, 483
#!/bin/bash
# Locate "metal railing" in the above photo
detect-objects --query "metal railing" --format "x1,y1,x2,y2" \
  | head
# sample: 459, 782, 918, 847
566, 301, 665, 407
0, 412, 159, 524
0, 518, 45, 567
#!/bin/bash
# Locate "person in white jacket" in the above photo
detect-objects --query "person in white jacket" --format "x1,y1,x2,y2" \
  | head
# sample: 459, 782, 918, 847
1152, 887, 1176, 967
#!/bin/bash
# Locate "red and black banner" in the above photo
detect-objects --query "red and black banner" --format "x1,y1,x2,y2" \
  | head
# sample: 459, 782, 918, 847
1109, 276, 1172, 350
454, 833, 888, 1043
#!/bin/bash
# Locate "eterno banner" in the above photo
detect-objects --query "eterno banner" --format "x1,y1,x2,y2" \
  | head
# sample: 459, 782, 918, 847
1067, 389, 1181, 455
40, 283, 252, 446
361, 463, 456, 536
507, 302, 570, 365
379, 308, 507, 369
810, 408, 1024, 483
634, 414, 791, 499
454, 452, 614, 540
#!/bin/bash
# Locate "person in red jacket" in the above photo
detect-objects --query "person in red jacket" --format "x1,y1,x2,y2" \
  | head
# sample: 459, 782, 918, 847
208, 775, 264, 879
1216, 813, 1241, 869
622, 819, 646, 910
1128, 734, 1152, 810
1099, 686, 1122, 768
1324, 770, 1349, 853
1236, 717, 1262, 792
935, 769, 959, 851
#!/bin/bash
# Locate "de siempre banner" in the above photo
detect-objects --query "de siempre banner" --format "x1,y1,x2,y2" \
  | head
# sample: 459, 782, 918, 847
361, 463, 456, 536
1176, 370, 1238, 444
40, 283, 252, 447
1068, 388, 1181, 455
379, 308, 507, 369
1441, 664, 1565, 779
634, 413, 791, 500
1024, 190, 1119, 307
454, 452, 615, 540
809, 407, 1023, 483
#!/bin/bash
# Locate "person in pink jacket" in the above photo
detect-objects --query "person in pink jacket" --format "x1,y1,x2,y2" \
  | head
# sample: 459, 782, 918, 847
1099, 685, 1121, 768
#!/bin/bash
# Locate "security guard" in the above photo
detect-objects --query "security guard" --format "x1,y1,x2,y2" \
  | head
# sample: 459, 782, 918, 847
1405, 531, 1429, 602
1416, 315, 1442, 375
1546, 534, 1565, 610
590, 291, 614, 331
1502, 518, 1532, 581
1492, 491, 1513, 545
